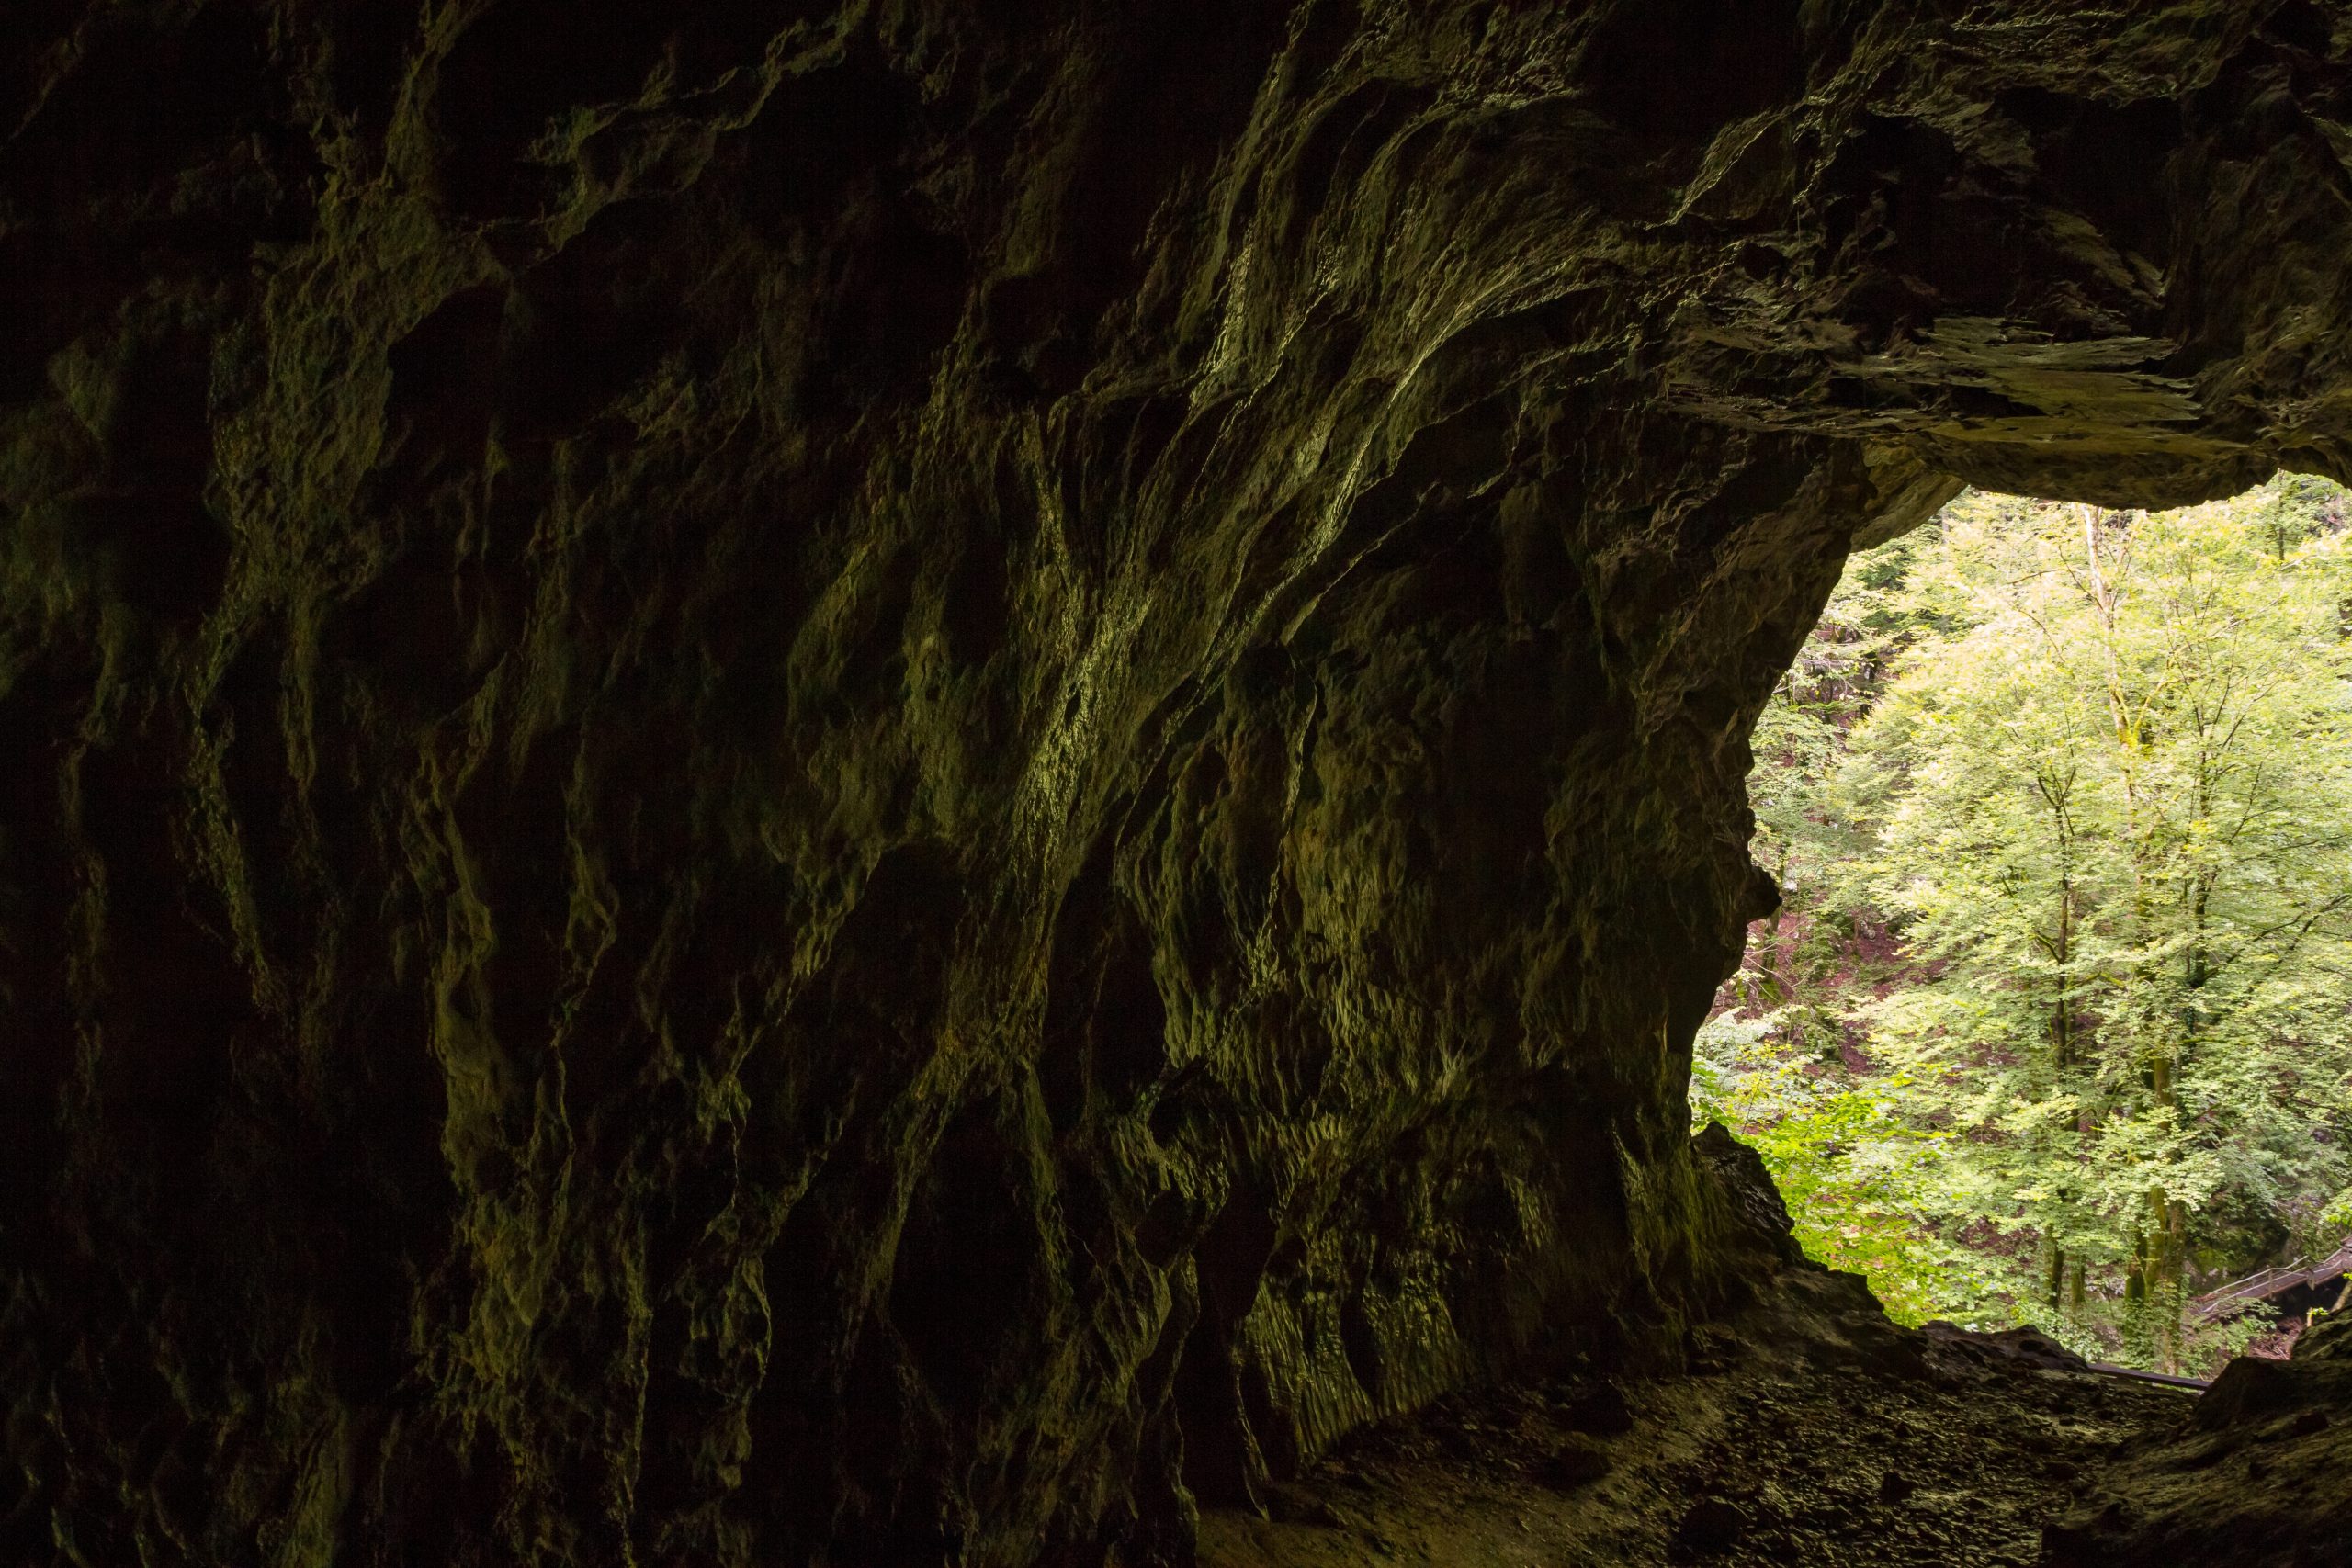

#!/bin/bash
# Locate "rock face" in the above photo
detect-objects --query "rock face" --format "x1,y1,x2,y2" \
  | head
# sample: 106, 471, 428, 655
2048, 1313, 2352, 1567
3, 3, 2348, 1562
1202, 1135, 2204, 1568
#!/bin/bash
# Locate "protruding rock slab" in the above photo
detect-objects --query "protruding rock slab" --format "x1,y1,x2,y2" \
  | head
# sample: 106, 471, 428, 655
2046, 1314, 2352, 1568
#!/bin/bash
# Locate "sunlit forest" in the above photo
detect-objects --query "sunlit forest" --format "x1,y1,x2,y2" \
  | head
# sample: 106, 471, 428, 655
1700, 476, 2352, 1376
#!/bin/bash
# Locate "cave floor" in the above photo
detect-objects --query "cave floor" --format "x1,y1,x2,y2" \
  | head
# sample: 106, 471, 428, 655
1197, 1269, 2190, 1568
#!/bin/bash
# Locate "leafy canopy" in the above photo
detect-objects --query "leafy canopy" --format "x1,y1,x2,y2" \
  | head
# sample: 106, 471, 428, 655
1699, 479, 2352, 1371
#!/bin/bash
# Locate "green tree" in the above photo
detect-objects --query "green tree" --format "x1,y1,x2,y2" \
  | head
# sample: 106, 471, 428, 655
1844, 487, 2352, 1371
1700, 478, 2352, 1372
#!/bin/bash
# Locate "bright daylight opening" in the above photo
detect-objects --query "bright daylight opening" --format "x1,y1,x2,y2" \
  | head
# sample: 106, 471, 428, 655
1698, 476, 2352, 1380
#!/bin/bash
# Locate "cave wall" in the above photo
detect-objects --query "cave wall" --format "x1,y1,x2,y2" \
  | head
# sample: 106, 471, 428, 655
5, 2, 2351, 1562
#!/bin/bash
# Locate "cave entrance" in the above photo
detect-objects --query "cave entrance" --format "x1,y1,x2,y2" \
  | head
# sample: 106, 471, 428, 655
1695, 475, 2352, 1380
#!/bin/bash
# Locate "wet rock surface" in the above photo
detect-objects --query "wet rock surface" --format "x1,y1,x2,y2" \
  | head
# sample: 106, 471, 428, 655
4, 2, 2352, 1562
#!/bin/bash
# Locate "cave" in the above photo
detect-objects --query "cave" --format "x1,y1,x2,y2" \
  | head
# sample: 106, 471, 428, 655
3, 3, 2349, 1565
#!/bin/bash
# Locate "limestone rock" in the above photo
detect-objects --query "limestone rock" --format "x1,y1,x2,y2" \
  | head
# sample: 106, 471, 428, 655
4, 2, 2349, 1562
2047, 1314, 2352, 1567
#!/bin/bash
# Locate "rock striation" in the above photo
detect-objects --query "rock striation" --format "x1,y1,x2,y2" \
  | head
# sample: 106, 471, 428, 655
4, 2, 2350, 1562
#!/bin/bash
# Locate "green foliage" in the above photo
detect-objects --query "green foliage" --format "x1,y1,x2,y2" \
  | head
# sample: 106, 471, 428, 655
1691, 1011, 2016, 1326
1702, 477, 2352, 1373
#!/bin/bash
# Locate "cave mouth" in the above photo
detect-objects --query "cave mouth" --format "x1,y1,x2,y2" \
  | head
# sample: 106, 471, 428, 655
10, 1, 2352, 1564
1702, 475, 2352, 1380
1202, 474, 2352, 1566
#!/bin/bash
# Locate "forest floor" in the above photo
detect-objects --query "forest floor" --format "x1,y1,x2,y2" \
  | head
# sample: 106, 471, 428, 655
1197, 1265, 2194, 1568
